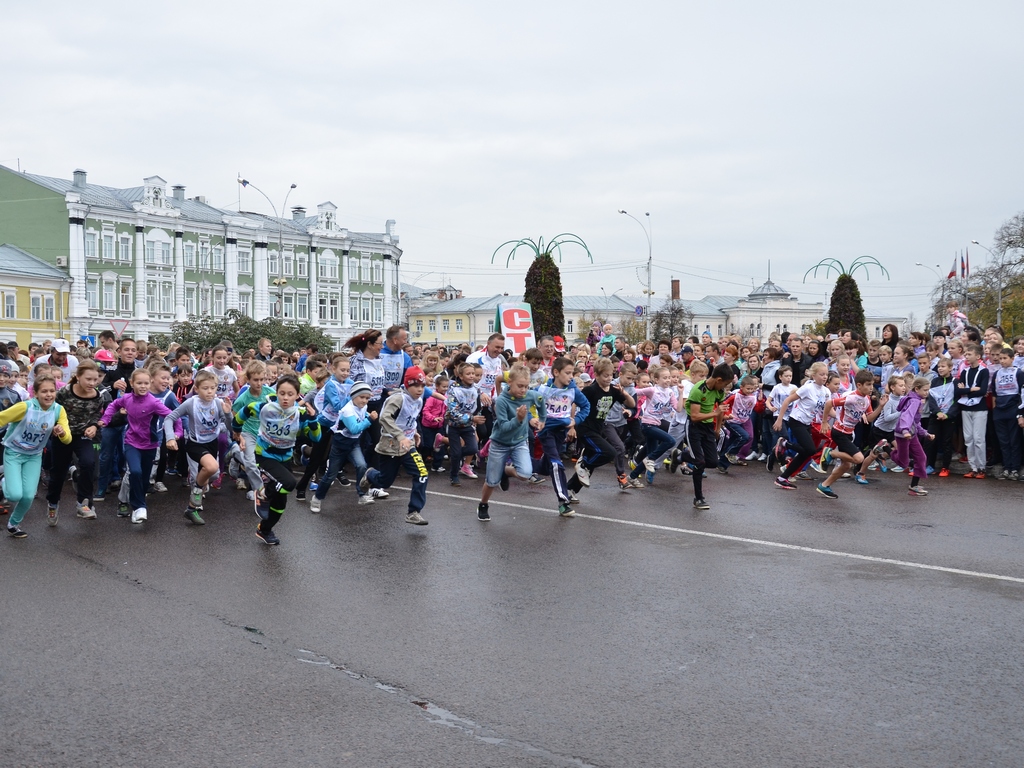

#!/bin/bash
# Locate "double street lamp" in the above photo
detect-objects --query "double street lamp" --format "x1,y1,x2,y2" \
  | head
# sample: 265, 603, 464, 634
617, 210, 653, 338
238, 178, 297, 317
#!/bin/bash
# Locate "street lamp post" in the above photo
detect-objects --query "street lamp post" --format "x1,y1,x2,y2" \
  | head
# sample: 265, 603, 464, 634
238, 178, 297, 318
618, 210, 653, 338
972, 240, 1003, 328
915, 262, 944, 329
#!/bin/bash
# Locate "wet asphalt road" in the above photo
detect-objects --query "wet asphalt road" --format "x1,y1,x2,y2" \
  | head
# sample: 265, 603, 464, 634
3, 464, 1023, 768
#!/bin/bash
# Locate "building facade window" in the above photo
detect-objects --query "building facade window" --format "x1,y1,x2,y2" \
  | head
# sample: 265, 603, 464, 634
184, 244, 195, 268
416, 320, 423, 333
212, 246, 223, 271
319, 255, 338, 280
200, 243, 210, 270
214, 289, 225, 317
30, 295, 41, 320
87, 281, 99, 311
373, 262, 383, 283
428, 320, 436, 332
160, 283, 173, 314
145, 241, 156, 264
330, 295, 339, 321
487, 320, 494, 333
297, 255, 307, 277
296, 293, 308, 320
361, 257, 371, 282
162, 243, 172, 265
268, 250, 279, 275
319, 295, 328, 322
120, 283, 132, 312
85, 233, 97, 259
103, 234, 114, 260
3, 293, 15, 319
282, 294, 294, 319
237, 249, 251, 273
348, 258, 358, 282
348, 297, 357, 323
120, 237, 131, 262
361, 299, 370, 324
45, 295, 54, 321
185, 287, 196, 315
239, 292, 251, 318
146, 281, 157, 313
200, 287, 210, 315
442, 318, 450, 332
103, 281, 115, 311
283, 251, 294, 277
374, 300, 383, 324
566, 319, 573, 334
455, 319, 463, 332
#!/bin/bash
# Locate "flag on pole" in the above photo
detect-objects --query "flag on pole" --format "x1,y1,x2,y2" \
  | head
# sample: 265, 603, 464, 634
961, 251, 966, 279
965, 248, 970, 278
947, 253, 957, 279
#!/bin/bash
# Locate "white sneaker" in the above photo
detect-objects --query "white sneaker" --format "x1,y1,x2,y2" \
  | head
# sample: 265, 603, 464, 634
757, 453, 767, 461
642, 457, 657, 473
75, 502, 96, 520
358, 495, 375, 505
246, 490, 256, 501
744, 451, 759, 461
131, 507, 147, 523
568, 490, 581, 505
575, 463, 591, 487
152, 481, 168, 493
368, 488, 390, 499
48, 504, 59, 526
309, 497, 322, 513
235, 478, 248, 491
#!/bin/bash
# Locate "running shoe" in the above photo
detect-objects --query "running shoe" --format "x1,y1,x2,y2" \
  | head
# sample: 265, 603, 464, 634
528, 473, 544, 484
184, 507, 205, 525
575, 463, 591, 487
76, 502, 97, 520
359, 474, 372, 492
568, 491, 581, 505
645, 469, 655, 485
152, 481, 168, 493
926, 466, 935, 476
255, 525, 280, 545
888, 465, 905, 474
628, 477, 645, 488
369, 488, 390, 499
717, 466, 729, 475
295, 490, 306, 501
459, 464, 478, 479
725, 453, 740, 465
855, 474, 869, 485
810, 461, 827, 475
338, 475, 352, 486
974, 471, 986, 479
131, 507, 147, 524
963, 471, 977, 479
48, 504, 59, 526
477, 503, 490, 521
558, 503, 576, 517
617, 474, 631, 490
820, 447, 832, 467
117, 503, 131, 517
816, 483, 838, 500
210, 473, 222, 490
499, 472, 510, 492
642, 457, 657, 474
450, 478, 461, 487
795, 471, 809, 480
937, 468, 950, 477
1000, 470, 1010, 480
744, 451, 759, 462
7, 524, 27, 538
773, 437, 788, 461
693, 498, 710, 510
190, 486, 204, 510
775, 477, 797, 490
908, 486, 928, 496
309, 497, 322, 513
235, 478, 248, 491
433, 433, 445, 452
766, 449, 776, 472
406, 511, 428, 525
669, 450, 682, 475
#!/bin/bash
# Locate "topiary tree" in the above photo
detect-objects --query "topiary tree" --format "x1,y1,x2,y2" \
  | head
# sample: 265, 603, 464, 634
804, 256, 889, 339
492, 235, 592, 339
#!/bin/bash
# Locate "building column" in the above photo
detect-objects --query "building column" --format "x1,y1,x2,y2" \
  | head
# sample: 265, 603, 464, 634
66, 197, 89, 322
254, 241, 270, 319
174, 231, 186, 320
225, 237, 239, 312
383, 255, 394, 326
341, 250, 351, 329
134, 225, 148, 321
308, 245, 319, 327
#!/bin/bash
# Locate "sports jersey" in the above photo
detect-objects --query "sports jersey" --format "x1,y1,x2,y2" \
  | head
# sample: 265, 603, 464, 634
166, 396, 231, 444
724, 390, 757, 422
232, 385, 275, 437
830, 392, 872, 434
445, 382, 481, 426
634, 385, 678, 425
0, 399, 69, 455
380, 346, 413, 393
350, 354, 387, 400
234, 398, 319, 462
789, 382, 829, 426
769, 383, 797, 420
315, 376, 353, 430
534, 383, 590, 430
337, 400, 372, 439
992, 366, 1024, 412
204, 365, 237, 400
467, 350, 506, 400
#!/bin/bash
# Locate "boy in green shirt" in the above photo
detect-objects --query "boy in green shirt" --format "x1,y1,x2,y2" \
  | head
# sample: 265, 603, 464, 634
684, 363, 736, 510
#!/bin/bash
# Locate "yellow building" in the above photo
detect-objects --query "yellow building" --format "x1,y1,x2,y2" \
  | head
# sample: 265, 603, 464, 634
0, 244, 73, 348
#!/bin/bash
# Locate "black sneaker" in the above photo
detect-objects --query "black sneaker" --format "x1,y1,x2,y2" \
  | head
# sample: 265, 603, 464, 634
7, 524, 28, 538
450, 478, 461, 487
117, 503, 131, 517
338, 475, 352, 486
816, 483, 839, 500
499, 472, 509, 492
775, 476, 797, 490
295, 490, 306, 501
558, 503, 576, 517
477, 503, 490, 521
255, 525, 280, 545
693, 498, 710, 510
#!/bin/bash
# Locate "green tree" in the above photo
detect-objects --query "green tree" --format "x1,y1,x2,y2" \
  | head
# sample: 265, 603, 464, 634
492, 234, 592, 341
150, 310, 338, 354
617, 317, 648, 346
804, 256, 889, 339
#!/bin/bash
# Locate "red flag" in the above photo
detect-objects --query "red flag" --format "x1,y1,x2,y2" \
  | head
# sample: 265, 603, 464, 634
947, 253, 957, 279
961, 252, 966, 278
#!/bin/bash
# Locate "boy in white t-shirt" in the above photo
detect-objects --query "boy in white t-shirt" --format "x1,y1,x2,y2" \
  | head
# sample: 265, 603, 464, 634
765, 365, 796, 473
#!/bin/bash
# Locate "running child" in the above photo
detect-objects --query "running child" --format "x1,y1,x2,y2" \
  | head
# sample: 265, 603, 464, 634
532, 357, 591, 516
568, 357, 635, 495
816, 369, 874, 499
773, 361, 830, 490
626, 365, 678, 486
894, 376, 935, 495
0, 374, 70, 537
445, 362, 485, 486
477, 365, 546, 521
684, 363, 735, 510
311, 381, 376, 512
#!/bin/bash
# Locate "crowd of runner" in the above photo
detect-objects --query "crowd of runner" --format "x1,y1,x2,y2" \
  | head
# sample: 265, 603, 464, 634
2, 298, 1022, 544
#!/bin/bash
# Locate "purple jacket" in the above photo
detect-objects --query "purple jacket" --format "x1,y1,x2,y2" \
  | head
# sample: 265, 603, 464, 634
101, 391, 172, 450
895, 390, 924, 437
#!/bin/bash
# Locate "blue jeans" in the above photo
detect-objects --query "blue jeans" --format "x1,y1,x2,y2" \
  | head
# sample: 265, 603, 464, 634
124, 445, 157, 510
97, 424, 126, 494
629, 424, 675, 478
365, 450, 428, 513
721, 420, 750, 467
484, 441, 532, 487
314, 433, 367, 501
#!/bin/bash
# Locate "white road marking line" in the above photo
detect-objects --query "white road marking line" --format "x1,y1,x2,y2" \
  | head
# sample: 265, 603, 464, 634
391, 486, 1024, 585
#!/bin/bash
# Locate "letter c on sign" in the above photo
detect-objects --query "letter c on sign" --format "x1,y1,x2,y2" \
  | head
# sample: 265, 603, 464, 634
502, 308, 531, 332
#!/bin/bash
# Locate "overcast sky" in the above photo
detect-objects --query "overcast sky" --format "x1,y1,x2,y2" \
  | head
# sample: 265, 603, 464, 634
4, 1, 1022, 326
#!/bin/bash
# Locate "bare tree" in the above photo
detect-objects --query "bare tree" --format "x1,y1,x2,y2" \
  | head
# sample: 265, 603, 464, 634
650, 300, 694, 341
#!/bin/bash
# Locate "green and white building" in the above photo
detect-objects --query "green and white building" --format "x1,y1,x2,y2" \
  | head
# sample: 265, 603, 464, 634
0, 165, 402, 344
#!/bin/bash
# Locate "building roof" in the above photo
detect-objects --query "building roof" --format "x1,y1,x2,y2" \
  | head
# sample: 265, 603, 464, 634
412, 294, 639, 315
748, 279, 790, 299
0, 244, 70, 280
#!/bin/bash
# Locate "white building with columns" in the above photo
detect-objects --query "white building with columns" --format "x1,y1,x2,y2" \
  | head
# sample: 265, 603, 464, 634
0, 165, 402, 345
